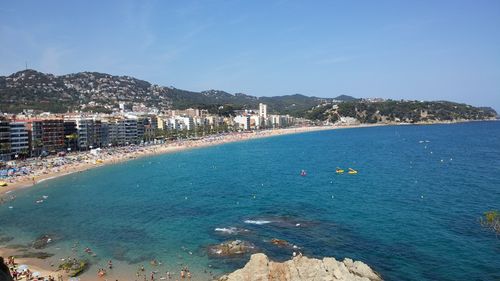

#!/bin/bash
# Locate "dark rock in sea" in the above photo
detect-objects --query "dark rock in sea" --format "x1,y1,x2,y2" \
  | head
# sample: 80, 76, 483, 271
110, 244, 130, 261
270, 238, 291, 247
17, 251, 54, 259
6, 244, 29, 250
32, 234, 54, 249
208, 240, 257, 257
0, 235, 14, 243
59, 258, 89, 277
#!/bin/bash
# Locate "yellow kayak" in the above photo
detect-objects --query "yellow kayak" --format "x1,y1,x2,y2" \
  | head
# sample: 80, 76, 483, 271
348, 168, 358, 174
0, 181, 8, 187
335, 168, 344, 174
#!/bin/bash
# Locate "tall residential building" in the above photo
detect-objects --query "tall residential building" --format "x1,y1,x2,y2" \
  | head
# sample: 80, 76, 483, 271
259, 103, 268, 129
234, 115, 251, 130
74, 118, 94, 150
259, 103, 268, 118
41, 119, 65, 153
137, 117, 149, 141
101, 121, 110, 147
0, 119, 10, 161
9, 122, 29, 158
107, 118, 138, 146
123, 118, 138, 144
63, 120, 78, 152
27, 120, 43, 156
24, 119, 65, 155
93, 119, 102, 148
67, 117, 102, 150
178, 116, 194, 131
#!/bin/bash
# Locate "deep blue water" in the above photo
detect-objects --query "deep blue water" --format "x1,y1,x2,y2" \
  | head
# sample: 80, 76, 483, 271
1, 122, 499, 280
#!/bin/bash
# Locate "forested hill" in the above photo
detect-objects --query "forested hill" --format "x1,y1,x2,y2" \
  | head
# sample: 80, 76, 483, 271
0, 69, 352, 114
304, 100, 497, 123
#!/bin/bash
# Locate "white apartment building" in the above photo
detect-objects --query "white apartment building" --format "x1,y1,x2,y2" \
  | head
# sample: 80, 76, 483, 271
9, 122, 29, 157
234, 115, 251, 130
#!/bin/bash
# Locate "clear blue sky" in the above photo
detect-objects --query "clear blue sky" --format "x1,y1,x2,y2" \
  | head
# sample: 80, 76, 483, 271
1, 0, 499, 110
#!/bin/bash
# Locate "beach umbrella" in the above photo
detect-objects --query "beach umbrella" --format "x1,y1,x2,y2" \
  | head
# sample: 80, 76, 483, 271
68, 277, 80, 281
32, 272, 40, 277
17, 264, 28, 272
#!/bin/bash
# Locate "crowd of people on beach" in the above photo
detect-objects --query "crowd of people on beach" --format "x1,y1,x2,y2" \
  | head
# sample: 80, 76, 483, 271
0, 256, 63, 281
0, 127, 320, 193
0, 254, 197, 281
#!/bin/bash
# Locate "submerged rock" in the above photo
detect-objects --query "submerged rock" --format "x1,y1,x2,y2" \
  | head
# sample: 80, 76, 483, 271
6, 244, 30, 250
59, 259, 89, 277
16, 251, 54, 259
208, 240, 256, 257
218, 253, 382, 281
270, 238, 291, 247
32, 234, 53, 249
0, 235, 14, 244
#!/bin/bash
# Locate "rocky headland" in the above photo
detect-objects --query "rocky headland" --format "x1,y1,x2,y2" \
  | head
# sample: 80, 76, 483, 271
218, 253, 382, 281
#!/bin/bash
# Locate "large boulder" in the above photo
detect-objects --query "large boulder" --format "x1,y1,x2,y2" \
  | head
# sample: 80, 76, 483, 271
208, 240, 256, 257
219, 253, 382, 281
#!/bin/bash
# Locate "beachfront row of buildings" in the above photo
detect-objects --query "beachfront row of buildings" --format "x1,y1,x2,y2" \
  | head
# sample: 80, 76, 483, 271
0, 103, 300, 160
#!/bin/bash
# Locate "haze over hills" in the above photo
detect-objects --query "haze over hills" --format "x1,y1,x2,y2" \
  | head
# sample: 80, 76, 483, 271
0, 69, 497, 123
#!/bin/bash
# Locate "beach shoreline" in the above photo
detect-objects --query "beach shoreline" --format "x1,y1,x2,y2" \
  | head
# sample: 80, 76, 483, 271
0, 124, 381, 196
2, 118, 492, 196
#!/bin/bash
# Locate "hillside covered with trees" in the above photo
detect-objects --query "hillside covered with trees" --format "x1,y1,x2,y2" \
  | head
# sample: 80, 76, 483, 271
304, 100, 497, 123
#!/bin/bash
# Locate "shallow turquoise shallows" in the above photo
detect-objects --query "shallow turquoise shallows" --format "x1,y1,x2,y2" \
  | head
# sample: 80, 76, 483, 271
1, 122, 499, 281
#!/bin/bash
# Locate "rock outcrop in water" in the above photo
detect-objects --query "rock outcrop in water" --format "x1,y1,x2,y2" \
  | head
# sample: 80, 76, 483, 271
208, 240, 256, 257
218, 253, 382, 281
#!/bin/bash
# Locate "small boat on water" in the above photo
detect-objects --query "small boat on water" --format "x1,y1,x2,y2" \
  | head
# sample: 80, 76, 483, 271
335, 168, 344, 174
348, 168, 358, 174
300, 170, 307, 176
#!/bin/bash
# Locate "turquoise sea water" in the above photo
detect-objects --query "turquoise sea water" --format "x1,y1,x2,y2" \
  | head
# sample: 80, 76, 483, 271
1, 122, 499, 280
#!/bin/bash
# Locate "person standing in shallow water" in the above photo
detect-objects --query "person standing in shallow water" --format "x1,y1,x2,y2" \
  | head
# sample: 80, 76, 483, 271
0, 257, 14, 281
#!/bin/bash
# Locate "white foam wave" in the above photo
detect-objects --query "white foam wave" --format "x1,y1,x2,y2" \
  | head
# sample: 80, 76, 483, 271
244, 219, 271, 225
215, 227, 237, 234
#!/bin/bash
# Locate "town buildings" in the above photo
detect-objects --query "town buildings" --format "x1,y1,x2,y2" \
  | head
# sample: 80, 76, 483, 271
0, 103, 297, 160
